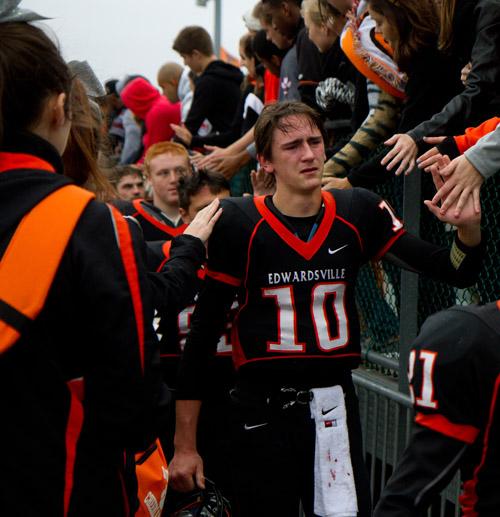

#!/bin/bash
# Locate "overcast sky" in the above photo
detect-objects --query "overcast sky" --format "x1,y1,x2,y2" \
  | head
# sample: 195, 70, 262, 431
22, 0, 257, 86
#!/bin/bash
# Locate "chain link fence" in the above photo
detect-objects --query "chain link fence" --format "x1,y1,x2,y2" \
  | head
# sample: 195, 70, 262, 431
357, 170, 500, 367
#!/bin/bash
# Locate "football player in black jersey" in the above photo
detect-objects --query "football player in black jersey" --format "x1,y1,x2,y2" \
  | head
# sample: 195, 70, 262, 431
374, 301, 500, 516
169, 101, 483, 517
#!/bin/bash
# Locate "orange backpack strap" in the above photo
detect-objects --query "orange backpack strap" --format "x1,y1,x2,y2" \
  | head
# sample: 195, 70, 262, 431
0, 185, 95, 353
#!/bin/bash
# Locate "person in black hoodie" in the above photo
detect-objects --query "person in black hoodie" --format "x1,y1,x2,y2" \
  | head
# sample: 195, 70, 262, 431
172, 26, 243, 149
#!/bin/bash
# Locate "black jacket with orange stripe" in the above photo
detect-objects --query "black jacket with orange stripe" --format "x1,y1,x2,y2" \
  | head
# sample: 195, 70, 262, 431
0, 132, 205, 516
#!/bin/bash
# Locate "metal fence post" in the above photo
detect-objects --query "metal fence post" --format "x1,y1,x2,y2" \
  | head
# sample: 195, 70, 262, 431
398, 167, 421, 395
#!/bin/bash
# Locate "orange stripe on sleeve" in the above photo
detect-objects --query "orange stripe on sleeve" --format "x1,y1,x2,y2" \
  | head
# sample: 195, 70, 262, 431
108, 205, 145, 373
206, 269, 242, 287
415, 412, 480, 444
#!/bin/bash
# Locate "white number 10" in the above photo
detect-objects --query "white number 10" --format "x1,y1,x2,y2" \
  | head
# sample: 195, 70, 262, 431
262, 282, 348, 353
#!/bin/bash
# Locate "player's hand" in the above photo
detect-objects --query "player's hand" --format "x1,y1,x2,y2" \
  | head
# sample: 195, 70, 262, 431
381, 133, 418, 175
429, 155, 483, 218
183, 198, 222, 244
321, 176, 352, 190
170, 124, 193, 146
250, 168, 276, 196
416, 136, 447, 171
424, 168, 481, 231
169, 449, 205, 492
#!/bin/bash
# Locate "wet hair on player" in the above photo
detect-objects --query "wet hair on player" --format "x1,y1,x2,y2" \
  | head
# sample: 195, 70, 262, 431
254, 101, 326, 160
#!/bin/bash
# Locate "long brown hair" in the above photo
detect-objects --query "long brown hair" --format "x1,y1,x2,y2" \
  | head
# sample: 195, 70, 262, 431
368, 0, 440, 72
62, 79, 115, 201
438, 0, 457, 51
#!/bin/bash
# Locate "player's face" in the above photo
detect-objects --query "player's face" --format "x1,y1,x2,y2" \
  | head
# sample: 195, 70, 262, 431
261, 115, 326, 195
180, 185, 230, 223
116, 173, 145, 201
148, 153, 190, 207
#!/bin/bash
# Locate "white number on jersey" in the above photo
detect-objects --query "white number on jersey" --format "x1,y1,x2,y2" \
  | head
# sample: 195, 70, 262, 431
262, 282, 348, 353
378, 200, 404, 232
408, 349, 439, 409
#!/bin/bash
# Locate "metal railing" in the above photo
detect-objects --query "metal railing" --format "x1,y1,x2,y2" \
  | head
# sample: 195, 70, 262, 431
353, 367, 461, 516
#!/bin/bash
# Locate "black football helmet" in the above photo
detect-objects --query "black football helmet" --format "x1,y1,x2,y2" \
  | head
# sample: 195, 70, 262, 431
169, 479, 231, 517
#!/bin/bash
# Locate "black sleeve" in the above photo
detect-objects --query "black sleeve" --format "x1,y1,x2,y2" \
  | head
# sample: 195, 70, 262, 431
72, 202, 161, 450
384, 232, 484, 288
184, 76, 216, 135
374, 424, 468, 517
176, 202, 249, 399
176, 278, 237, 400
347, 147, 391, 188
148, 234, 206, 315
348, 188, 406, 260
437, 136, 461, 160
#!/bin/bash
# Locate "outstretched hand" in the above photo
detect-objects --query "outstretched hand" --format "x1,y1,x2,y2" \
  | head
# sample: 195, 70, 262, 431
381, 133, 418, 175
170, 124, 193, 146
424, 168, 481, 232
429, 155, 483, 218
183, 198, 222, 244
251, 168, 276, 196
416, 136, 447, 171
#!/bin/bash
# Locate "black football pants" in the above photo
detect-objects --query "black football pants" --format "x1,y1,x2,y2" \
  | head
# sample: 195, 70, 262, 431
226, 378, 371, 517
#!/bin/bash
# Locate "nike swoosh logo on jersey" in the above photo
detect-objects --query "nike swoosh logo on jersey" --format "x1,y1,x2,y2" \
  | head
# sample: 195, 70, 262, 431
328, 244, 348, 255
321, 406, 337, 415
243, 422, 268, 431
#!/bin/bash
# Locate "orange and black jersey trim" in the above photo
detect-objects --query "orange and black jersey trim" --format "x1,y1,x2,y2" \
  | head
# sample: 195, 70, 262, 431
115, 198, 187, 241
375, 302, 500, 516
178, 189, 482, 400
0, 137, 159, 516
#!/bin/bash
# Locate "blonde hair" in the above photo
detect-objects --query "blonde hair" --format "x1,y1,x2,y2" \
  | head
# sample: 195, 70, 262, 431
301, 0, 340, 28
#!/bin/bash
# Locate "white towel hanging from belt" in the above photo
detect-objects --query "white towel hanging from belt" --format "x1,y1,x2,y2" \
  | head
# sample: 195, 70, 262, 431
310, 385, 358, 517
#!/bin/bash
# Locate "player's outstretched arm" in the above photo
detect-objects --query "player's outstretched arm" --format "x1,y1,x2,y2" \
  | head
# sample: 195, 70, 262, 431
374, 425, 468, 517
169, 400, 205, 492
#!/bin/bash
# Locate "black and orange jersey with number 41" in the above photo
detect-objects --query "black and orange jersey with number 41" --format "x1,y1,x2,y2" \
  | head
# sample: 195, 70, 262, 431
409, 301, 500, 516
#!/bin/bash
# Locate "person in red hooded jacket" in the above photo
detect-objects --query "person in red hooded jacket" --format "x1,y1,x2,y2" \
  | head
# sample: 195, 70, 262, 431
121, 77, 181, 156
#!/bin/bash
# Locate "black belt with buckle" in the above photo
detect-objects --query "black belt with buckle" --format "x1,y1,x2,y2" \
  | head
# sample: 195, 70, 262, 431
231, 386, 313, 410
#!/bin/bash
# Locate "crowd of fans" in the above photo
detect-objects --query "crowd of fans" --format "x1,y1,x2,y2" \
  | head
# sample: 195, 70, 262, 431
1, 0, 499, 515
